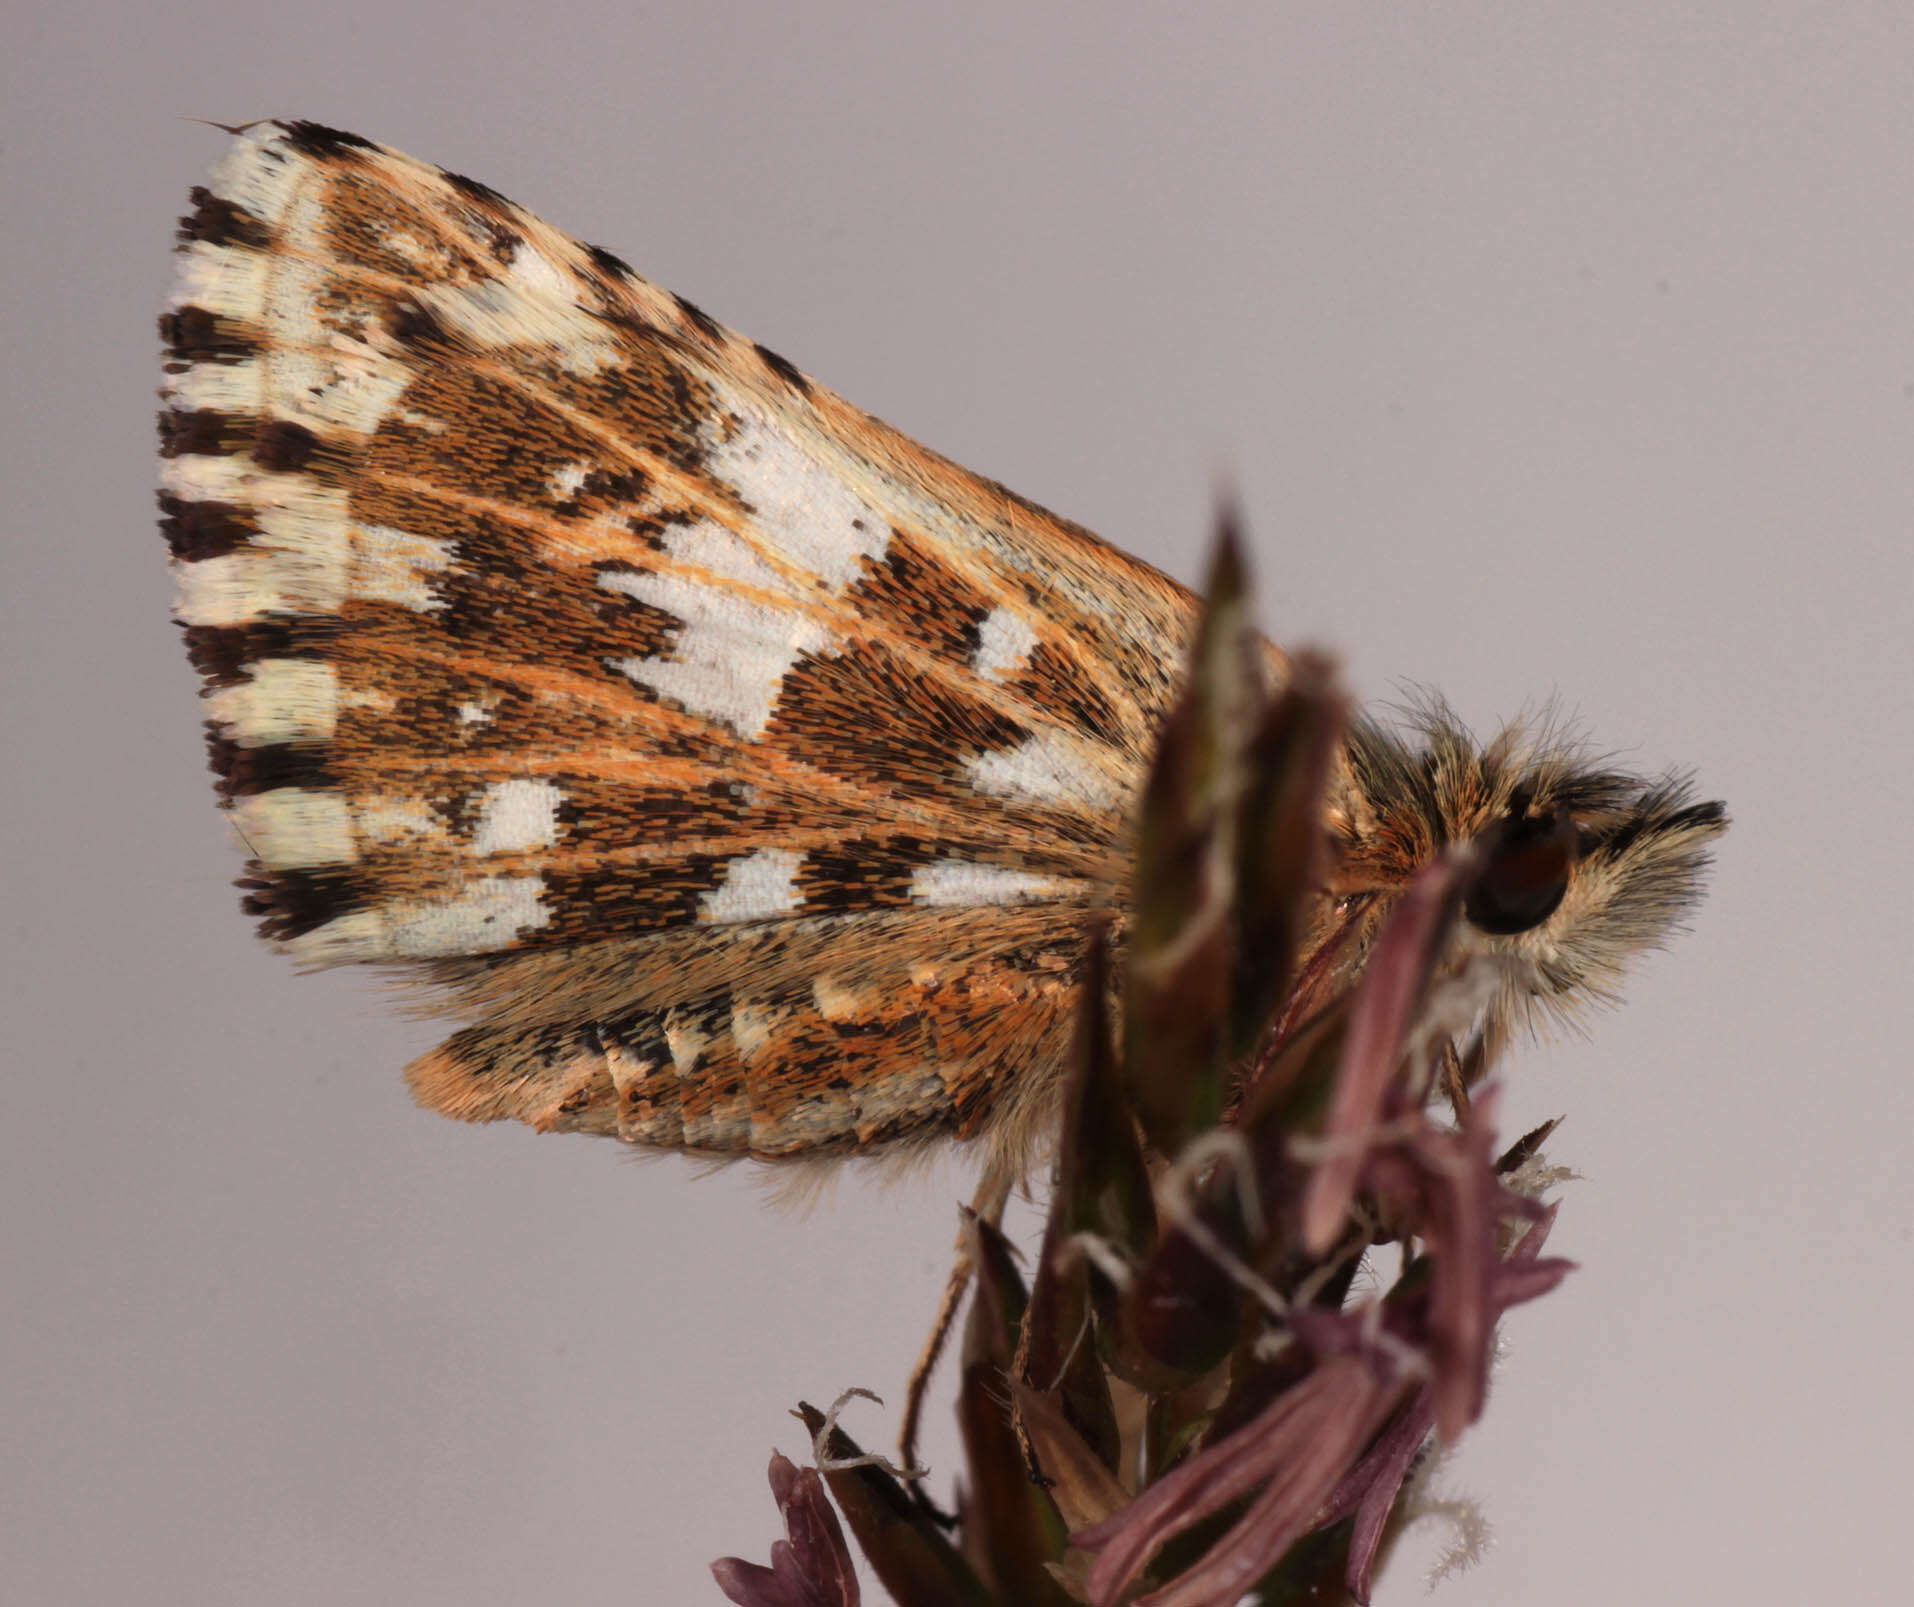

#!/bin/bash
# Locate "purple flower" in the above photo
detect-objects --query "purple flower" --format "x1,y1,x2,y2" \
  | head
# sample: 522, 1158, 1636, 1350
1296, 847, 1570, 1442
1072, 1091, 1574, 1606
1318, 1203, 1572, 1603
1301, 851, 1475, 1253
711, 1452, 860, 1607
1327, 1388, 1437, 1605
1355, 1090, 1572, 1442
1072, 1344, 1409, 1607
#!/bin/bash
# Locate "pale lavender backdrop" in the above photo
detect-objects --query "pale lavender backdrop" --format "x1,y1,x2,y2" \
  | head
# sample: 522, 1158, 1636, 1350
5, 4, 1909, 1603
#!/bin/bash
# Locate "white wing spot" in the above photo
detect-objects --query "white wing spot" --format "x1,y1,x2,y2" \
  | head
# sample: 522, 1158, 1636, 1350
663, 1013, 710, 1075
600, 566, 834, 739
707, 405, 889, 589
504, 241, 574, 301
168, 241, 270, 321
277, 335, 410, 436
157, 452, 249, 502
972, 606, 1039, 683
729, 1002, 777, 1057
352, 524, 457, 612
910, 860, 1069, 907
228, 789, 356, 869
470, 779, 565, 856
963, 731, 1126, 813
161, 324, 409, 440
162, 359, 263, 415
548, 460, 591, 501
387, 875, 551, 957
280, 910, 387, 966
700, 847, 805, 923
239, 182, 413, 439
339, 684, 396, 716
811, 976, 868, 1019
357, 797, 447, 848
206, 123, 314, 230
660, 517, 796, 594
166, 476, 351, 625
377, 227, 444, 272
830, 1067, 950, 1138
414, 242, 622, 375
202, 659, 338, 746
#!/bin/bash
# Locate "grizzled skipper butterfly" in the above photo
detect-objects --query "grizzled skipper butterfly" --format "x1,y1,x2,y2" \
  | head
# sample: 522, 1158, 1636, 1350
158, 122, 1725, 1188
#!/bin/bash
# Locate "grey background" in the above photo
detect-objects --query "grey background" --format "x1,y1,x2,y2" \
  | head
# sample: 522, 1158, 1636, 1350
6, 3, 1909, 1603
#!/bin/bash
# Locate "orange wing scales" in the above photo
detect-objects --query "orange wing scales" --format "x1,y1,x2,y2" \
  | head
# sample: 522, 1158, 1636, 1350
159, 121, 1203, 1165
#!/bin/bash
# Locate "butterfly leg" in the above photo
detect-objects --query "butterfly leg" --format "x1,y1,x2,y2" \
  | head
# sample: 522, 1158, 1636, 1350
898, 1160, 1016, 1478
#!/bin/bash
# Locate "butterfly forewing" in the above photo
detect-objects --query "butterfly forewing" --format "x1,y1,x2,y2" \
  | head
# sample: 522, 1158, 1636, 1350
160, 121, 1204, 1159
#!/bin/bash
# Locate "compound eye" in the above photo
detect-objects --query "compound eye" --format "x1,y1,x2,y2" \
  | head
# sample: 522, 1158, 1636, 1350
1465, 808, 1578, 936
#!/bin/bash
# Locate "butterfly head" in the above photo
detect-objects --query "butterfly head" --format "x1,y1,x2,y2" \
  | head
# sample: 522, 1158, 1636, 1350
1326, 702, 1727, 1064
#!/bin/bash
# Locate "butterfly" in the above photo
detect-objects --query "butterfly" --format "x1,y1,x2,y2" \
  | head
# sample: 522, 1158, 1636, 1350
158, 120, 1726, 1184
